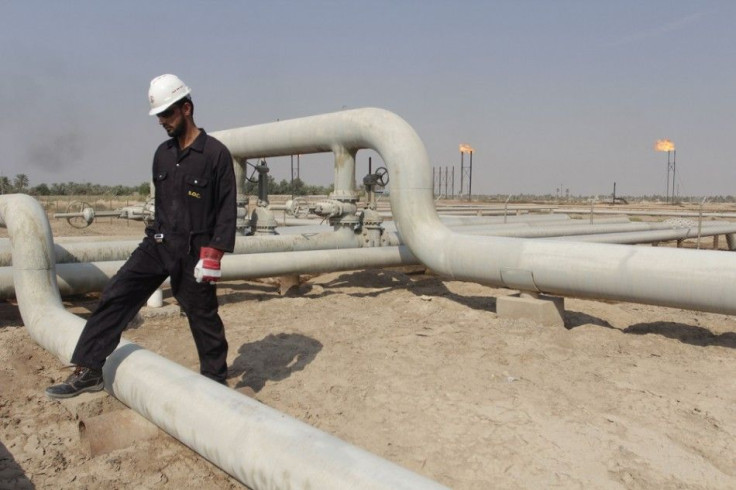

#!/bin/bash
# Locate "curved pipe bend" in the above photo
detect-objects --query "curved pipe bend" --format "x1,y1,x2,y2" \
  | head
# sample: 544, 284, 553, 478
214, 107, 736, 314
0, 193, 445, 489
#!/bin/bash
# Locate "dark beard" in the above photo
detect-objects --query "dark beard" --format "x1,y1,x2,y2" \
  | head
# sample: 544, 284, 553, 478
167, 122, 185, 138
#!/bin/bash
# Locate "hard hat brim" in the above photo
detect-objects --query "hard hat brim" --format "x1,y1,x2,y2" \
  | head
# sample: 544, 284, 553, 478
149, 102, 175, 116
148, 90, 192, 116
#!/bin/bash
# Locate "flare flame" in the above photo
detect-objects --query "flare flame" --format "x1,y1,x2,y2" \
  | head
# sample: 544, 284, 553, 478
654, 139, 675, 152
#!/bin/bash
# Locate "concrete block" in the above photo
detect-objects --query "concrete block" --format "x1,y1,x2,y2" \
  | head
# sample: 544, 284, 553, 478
497, 293, 565, 328
278, 274, 301, 295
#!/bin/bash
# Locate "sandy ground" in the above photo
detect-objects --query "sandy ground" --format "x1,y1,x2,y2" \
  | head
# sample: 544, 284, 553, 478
2, 201, 736, 489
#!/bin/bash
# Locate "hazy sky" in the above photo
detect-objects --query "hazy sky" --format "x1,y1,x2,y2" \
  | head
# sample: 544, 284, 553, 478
2, 1, 735, 197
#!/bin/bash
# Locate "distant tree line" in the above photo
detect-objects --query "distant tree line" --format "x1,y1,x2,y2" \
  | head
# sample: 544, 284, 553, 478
0, 173, 333, 198
0, 174, 151, 196
3, 172, 732, 202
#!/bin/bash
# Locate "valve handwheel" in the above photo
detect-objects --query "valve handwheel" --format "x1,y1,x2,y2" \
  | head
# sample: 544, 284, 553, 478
375, 166, 389, 187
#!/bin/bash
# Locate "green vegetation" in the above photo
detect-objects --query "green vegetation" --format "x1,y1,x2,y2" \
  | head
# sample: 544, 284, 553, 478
1, 173, 332, 198
0, 174, 150, 197
243, 176, 333, 196
3, 172, 733, 203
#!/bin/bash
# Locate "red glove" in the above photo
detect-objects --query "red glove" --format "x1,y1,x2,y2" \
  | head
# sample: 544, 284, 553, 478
194, 247, 225, 284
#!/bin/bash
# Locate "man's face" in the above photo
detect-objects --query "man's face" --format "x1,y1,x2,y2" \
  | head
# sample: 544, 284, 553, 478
156, 104, 185, 138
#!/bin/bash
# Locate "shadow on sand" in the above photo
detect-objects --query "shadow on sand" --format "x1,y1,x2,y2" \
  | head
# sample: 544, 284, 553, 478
0, 440, 34, 489
229, 333, 323, 392
624, 321, 736, 349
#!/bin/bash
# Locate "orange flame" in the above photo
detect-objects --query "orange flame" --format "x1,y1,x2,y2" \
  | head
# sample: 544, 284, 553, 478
654, 139, 675, 152
459, 143, 474, 153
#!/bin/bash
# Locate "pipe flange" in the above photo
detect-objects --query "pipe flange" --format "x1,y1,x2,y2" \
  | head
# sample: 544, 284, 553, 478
360, 208, 384, 229
250, 207, 278, 235
313, 200, 358, 219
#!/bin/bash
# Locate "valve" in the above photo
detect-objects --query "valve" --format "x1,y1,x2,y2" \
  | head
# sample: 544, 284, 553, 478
362, 166, 389, 189
374, 166, 389, 187
362, 166, 389, 210
284, 197, 311, 218
55, 201, 95, 228
245, 159, 271, 206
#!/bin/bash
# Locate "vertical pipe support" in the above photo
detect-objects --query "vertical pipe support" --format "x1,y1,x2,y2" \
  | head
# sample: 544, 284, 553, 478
328, 145, 359, 227
330, 145, 359, 202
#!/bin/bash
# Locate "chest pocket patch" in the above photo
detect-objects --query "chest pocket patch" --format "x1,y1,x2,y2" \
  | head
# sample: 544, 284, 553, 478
186, 175, 208, 199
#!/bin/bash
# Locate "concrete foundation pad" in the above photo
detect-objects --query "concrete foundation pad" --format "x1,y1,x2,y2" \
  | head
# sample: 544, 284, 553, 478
278, 274, 301, 295
497, 293, 565, 327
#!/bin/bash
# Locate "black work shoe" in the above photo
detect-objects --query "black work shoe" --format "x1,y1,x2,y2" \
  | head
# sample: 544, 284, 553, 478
45, 366, 104, 399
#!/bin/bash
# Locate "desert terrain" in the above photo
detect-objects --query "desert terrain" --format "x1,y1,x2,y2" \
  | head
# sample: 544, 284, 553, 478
2, 198, 736, 489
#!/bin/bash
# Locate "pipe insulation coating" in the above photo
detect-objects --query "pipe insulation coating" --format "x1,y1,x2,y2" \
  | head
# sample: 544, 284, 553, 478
214, 108, 736, 315
0, 192, 447, 489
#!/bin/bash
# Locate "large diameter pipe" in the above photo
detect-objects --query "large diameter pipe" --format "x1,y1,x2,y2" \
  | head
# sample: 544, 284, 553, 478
213, 108, 736, 314
555, 207, 736, 219
0, 195, 83, 357
233, 226, 361, 254
440, 217, 631, 236
4, 219, 732, 300
0, 239, 141, 267
547, 224, 736, 244
223, 245, 418, 278
463, 221, 736, 239
0, 246, 419, 299
0, 228, 369, 267
436, 214, 573, 226
0, 193, 446, 489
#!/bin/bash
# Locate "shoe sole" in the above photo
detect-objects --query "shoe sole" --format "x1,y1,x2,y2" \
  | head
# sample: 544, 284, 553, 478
45, 383, 105, 400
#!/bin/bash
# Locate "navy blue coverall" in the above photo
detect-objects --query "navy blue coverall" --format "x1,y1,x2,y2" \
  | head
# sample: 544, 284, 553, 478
71, 130, 237, 382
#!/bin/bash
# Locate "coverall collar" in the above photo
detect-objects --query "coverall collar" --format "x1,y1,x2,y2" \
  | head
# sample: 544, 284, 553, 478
166, 128, 208, 153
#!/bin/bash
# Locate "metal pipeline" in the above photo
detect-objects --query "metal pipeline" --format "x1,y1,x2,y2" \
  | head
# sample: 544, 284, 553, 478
436, 214, 573, 226
555, 207, 736, 219
0, 228, 377, 267
0, 246, 418, 299
232, 225, 361, 254
213, 108, 736, 314
461, 220, 736, 238
0, 238, 137, 266
1, 217, 733, 301
547, 224, 736, 244
5, 219, 734, 300
0, 193, 446, 489
420, 217, 631, 236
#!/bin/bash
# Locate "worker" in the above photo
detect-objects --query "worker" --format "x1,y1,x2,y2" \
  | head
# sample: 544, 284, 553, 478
46, 74, 237, 398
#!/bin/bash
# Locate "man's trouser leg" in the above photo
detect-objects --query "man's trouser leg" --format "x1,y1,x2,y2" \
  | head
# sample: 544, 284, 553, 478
174, 255, 228, 383
72, 239, 167, 369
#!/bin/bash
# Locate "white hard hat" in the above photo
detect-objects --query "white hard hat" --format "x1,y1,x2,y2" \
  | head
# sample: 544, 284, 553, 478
148, 74, 191, 116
